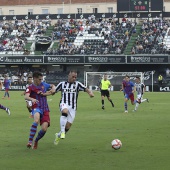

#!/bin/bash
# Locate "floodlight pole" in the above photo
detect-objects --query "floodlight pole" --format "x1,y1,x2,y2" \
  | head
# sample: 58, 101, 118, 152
62, 0, 65, 14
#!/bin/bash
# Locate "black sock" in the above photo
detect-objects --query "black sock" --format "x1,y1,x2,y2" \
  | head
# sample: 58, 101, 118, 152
65, 128, 69, 134
110, 99, 114, 105
102, 100, 104, 105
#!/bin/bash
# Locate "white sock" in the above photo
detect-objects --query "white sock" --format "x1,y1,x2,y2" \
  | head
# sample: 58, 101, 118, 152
60, 116, 67, 133
141, 99, 147, 103
135, 103, 139, 110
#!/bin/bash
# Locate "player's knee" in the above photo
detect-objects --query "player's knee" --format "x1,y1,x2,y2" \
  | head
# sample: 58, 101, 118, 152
138, 99, 141, 104
42, 127, 48, 132
62, 112, 68, 117
34, 119, 39, 124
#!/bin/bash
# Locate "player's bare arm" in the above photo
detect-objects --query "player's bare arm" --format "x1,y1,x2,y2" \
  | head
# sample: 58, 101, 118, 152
49, 84, 56, 95
0, 80, 2, 90
37, 84, 56, 96
132, 86, 136, 93
21, 91, 26, 96
85, 88, 94, 98
121, 84, 124, 90
38, 91, 54, 96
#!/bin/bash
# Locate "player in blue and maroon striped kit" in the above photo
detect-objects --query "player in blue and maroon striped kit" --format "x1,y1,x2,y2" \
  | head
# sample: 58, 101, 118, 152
25, 72, 56, 149
2, 75, 11, 99
122, 75, 136, 113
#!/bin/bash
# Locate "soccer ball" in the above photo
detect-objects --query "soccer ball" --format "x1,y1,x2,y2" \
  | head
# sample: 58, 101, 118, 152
111, 139, 122, 150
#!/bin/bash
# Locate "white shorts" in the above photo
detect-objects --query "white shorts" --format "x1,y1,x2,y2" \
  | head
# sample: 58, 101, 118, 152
25, 100, 32, 107
136, 94, 143, 103
60, 103, 76, 124
136, 94, 142, 100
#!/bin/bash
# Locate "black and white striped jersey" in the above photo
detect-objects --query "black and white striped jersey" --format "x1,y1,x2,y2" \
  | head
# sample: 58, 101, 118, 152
56, 81, 86, 110
135, 83, 145, 95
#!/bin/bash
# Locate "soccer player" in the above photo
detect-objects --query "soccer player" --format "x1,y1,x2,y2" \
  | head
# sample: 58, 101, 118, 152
122, 75, 136, 113
120, 78, 125, 96
0, 80, 10, 115
100, 74, 114, 110
21, 76, 33, 118
25, 72, 56, 149
2, 75, 11, 99
133, 76, 149, 112
54, 70, 94, 145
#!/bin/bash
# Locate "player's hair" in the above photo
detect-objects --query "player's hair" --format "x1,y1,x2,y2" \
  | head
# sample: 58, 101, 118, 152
125, 75, 130, 78
28, 76, 32, 79
33, 72, 43, 78
136, 76, 140, 80
69, 70, 77, 74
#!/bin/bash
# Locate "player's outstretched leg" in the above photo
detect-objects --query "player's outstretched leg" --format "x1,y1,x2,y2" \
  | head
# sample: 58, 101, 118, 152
0, 104, 10, 115
133, 102, 139, 112
141, 98, 149, 103
6, 108, 10, 115
27, 122, 38, 148
109, 99, 114, 107
124, 102, 128, 113
59, 113, 68, 139
54, 132, 61, 145
54, 128, 69, 145
33, 130, 46, 149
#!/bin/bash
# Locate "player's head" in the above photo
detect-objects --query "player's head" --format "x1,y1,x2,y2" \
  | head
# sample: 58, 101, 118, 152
104, 74, 107, 80
135, 76, 140, 83
68, 70, 77, 83
4, 74, 8, 79
27, 76, 33, 84
33, 72, 43, 85
125, 75, 130, 82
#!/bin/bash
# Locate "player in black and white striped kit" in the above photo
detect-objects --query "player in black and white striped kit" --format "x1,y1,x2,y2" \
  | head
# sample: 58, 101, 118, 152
133, 76, 149, 112
54, 70, 94, 145
21, 76, 33, 118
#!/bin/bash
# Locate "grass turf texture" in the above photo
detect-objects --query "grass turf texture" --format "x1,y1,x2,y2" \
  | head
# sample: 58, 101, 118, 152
0, 91, 169, 170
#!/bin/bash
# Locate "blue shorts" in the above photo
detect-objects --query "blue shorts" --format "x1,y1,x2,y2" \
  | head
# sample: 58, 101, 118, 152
32, 108, 43, 117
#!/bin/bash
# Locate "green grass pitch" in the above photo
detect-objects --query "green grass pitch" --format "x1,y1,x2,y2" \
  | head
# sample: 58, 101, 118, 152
0, 91, 169, 170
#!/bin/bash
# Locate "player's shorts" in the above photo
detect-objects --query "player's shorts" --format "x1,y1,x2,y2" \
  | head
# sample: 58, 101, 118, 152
60, 103, 76, 124
32, 108, 50, 126
101, 90, 110, 97
125, 93, 134, 102
5, 88, 9, 92
32, 108, 43, 116
25, 100, 32, 107
40, 111, 50, 127
136, 94, 142, 103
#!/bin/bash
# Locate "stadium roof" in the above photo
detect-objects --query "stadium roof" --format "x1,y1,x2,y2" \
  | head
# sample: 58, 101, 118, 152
0, 0, 115, 6
0, 0, 169, 6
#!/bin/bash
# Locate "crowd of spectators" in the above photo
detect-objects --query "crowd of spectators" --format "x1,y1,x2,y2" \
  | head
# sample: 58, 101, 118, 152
44, 16, 137, 55
1, 17, 170, 56
131, 19, 170, 55
0, 66, 47, 85
0, 19, 51, 54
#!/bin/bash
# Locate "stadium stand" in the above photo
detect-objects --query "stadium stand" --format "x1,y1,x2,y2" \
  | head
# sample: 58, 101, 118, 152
43, 17, 137, 55
0, 19, 52, 55
130, 19, 169, 55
